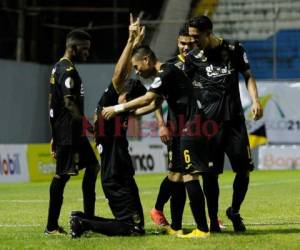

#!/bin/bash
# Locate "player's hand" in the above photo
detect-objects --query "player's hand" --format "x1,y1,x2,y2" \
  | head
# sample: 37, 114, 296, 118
102, 106, 117, 120
133, 26, 145, 48
128, 13, 140, 42
251, 100, 263, 121
50, 138, 56, 159
159, 125, 171, 144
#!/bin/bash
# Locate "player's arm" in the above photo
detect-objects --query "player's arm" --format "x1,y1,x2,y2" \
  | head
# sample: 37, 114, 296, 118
134, 96, 163, 116
112, 14, 145, 93
236, 42, 263, 121
155, 106, 171, 144
242, 70, 263, 121
102, 91, 157, 120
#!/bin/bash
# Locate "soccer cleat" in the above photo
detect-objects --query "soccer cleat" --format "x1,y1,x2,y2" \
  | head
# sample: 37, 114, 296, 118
70, 216, 84, 238
150, 208, 169, 226
71, 210, 87, 219
226, 207, 246, 232
129, 225, 146, 236
209, 220, 221, 233
44, 226, 67, 236
164, 225, 184, 236
177, 229, 210, 239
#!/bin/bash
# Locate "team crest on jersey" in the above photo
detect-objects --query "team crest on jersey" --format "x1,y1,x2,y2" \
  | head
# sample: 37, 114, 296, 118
150, 77, 162, 89
65, 77, 74, 88
194, 50, 207, 62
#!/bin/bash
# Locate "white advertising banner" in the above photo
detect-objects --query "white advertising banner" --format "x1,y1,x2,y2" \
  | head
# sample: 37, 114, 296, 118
240, 81, 300, 143
0, 144, 29, 183
129, 138, 167, 174
258, 145, 300, 170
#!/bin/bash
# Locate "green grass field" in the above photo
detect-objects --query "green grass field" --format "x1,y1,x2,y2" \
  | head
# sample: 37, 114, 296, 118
0, 170, 299, 250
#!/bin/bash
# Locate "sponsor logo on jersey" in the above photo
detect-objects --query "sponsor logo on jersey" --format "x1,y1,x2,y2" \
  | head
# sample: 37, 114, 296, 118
205, 65, 233, 78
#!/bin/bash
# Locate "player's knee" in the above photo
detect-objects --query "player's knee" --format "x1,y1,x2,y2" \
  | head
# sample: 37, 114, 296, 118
168, 172, 183, 182
183, 173, 199, 182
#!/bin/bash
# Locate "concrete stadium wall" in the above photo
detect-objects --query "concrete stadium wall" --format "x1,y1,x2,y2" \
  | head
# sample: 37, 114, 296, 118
0, 59, 114, 143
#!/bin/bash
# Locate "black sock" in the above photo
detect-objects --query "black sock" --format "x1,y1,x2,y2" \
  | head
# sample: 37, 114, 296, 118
46, 175, 70, 231
82, 164, 99, 218
232, 173, 250, 213
170, 182, 186, 230
185, 180, 208, 232
202, 174, 219, 223
155, 176, 173, 211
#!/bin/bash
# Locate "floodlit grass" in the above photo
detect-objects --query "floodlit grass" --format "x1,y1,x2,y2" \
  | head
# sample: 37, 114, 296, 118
0, 170, 299, 249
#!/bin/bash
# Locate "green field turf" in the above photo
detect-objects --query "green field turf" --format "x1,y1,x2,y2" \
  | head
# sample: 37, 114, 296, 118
0, 170, 299, 250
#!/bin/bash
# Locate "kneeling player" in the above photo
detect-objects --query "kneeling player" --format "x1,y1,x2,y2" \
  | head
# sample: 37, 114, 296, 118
70, 15, 146, 238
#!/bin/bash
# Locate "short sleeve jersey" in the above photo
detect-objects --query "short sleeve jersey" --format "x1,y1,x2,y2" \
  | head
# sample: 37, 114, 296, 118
185, 40, 250, 121
148, 63, 194, 130
48, 58, 84, 145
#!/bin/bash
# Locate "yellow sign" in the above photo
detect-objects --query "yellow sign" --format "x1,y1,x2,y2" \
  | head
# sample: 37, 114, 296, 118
27, 144, 87, 182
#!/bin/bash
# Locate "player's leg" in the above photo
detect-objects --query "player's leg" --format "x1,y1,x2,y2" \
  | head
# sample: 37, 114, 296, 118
78, 137, 100, 218
169, 172, 186, 234
151, 137, 184, 226
45, 174, 70, 235
70, 215, 144, 238
179, 173, 209, 238
224, 119, 254, 232
202, 173, 220, 232
45, 144, 75, 235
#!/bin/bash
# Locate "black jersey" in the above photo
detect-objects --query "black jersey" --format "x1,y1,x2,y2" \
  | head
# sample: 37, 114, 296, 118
49, 58, 84, 145
148, 63, 194, 132
95, 80, 146, 180
166, 54, 185, 71
95, 83, 128, 143
185, 40, 250, 122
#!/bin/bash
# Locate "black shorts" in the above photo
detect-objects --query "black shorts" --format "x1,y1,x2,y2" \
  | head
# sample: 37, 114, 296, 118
180, 134, 212, 174
167, 136, 185, 173
102, 176, 144, 226
56, 137, 98, 176
210, 118, 254, 173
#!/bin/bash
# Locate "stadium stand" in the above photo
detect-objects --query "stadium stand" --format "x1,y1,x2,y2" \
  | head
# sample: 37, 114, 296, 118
207, 0, 300, 79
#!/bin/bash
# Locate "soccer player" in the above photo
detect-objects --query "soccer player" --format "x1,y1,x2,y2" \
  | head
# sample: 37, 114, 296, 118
102, 45, 211, 238
151, 24, 224, 233
149, 24, 193, 233
69, 15, 147, 237
186, 15, 263, 232
46, 29, 100, 235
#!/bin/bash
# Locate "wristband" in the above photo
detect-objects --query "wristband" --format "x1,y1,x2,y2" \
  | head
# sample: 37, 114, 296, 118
114, 104, 125, 113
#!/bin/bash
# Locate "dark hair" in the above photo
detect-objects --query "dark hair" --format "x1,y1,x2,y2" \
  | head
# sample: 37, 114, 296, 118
189, 15, 213, 32
132, 45, 157, 61
178, 23, 189, 36
66, 29, 91, 47
123, 79, 147, 101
